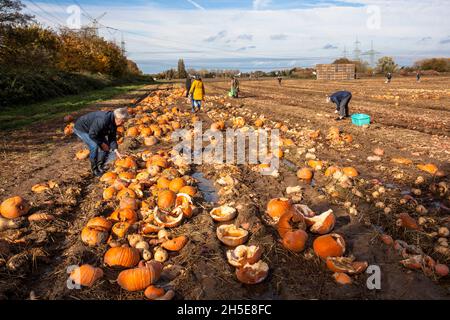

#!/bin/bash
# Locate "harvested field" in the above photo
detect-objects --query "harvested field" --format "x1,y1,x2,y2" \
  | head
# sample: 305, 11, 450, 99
0, 77, 449, 300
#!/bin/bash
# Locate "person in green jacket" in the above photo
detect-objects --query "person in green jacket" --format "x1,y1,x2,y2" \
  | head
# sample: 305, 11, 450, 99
189, 76, 206, 113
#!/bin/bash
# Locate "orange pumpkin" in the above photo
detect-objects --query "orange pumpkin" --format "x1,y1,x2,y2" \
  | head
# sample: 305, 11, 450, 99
417, 163, 438, 175
254, 118, 264, 128
86, 217, 112, 231
76, 149, 90, 160
116, 157, 137, 170
117, 262, 163, 291
119, 172, 136, 182
282, 230, 308, 252
161, 236, 188, 251
144, 286, 165, 300
326, 257, 368, 275
297, 168, 313, 181
140, 127, 153, 137
126, 127, 139, 137
112, 222, 131, 238
81, 226, 109, 247
112, 208, 137, 224
64, 123, 74, 136
157, 177, 171, 189
103, 187, 117, 201
169, 178, 186, 193
342, 134, 353, 143
179, 186, 197, 197
307, 160, 324, 171
0, 196, 30, 219
157, 190, 177, 211
171, 121, 181, 130
277, 210, 306, 238
69, 264, 103, 287
104, 247, 140, 268
333, 272, 352, 285
117, 188, 137, 200
305, 210, 336, 235
144, 136, 158, 147
267, 198, 292, 220
119, 197, 138, 211
313, 234, 346, 259
112, 179, 128, 191
100, 172, 118, 185
342, 167, 358, 177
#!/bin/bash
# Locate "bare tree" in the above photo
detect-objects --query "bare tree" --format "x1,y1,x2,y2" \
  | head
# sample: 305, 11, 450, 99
0, 0, 34, 27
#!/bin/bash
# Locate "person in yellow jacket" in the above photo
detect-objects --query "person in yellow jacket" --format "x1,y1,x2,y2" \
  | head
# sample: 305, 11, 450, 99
189, 76, 205, 113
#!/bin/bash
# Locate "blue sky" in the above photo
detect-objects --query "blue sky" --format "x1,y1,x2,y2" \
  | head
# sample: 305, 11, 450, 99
24, 1, 450, 73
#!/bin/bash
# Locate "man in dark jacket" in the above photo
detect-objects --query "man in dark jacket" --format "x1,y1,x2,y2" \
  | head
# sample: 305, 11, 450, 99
326, 91, 352, 121
386, 72, 392, 83
186, 76, 192, 98
74, 108, 128, 176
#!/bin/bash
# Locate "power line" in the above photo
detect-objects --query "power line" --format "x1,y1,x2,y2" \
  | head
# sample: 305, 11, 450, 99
26, 6, 62, 27
46, 0, 69, 13
28, 0, 66, 25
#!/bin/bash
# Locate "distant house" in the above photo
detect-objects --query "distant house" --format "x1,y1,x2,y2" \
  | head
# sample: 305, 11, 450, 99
315, 64, 356, 80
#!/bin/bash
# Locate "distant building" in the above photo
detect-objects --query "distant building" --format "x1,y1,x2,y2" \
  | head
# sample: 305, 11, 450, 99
315, 64, 356, 80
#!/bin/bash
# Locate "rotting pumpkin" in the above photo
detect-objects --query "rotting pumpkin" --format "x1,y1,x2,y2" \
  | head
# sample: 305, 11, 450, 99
0, 196, 30, 219
104, 247, 140, 268
117, 261, 163, 291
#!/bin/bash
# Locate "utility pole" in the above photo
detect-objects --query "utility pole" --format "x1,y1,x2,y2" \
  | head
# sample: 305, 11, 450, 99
353, 37, 361, 61
362, 41, 381, 67
342, 46, 348, 59
121, 32, 126, 56
82, 12, 107, 36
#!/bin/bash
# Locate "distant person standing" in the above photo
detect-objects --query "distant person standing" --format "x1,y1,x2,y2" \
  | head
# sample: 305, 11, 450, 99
277, 76, 282, 86
326, 91, 352, 121
416, 71, 421, 83
185, 75, 192, 98
230, 77, 240, 98
189, 76, 205, 113
386, 72, 393, 83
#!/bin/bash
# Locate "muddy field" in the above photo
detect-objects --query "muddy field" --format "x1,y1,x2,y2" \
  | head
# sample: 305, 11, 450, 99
0, 77, 449, 300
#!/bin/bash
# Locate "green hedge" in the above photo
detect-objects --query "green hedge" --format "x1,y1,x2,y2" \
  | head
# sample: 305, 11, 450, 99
0, 70, 112, 108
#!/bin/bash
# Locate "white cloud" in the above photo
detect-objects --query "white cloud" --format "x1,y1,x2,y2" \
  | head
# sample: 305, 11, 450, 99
253, 0, 271, 11
23, 1, 450, 72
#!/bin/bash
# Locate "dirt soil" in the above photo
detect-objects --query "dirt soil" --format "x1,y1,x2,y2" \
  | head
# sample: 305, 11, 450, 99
0, 77, 449, 300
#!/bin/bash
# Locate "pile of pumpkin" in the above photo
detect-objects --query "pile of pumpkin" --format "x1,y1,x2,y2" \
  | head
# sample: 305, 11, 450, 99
0, 194, 62, 230
209, 205, 270, 285
72, 89, 201, 299
266, 198, 368, 285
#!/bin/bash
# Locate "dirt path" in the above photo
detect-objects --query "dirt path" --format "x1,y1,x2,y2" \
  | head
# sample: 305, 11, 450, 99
0, 83, 168, 299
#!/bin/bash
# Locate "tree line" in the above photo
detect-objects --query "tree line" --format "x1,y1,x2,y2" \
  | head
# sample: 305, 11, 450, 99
0, 0, 145, 107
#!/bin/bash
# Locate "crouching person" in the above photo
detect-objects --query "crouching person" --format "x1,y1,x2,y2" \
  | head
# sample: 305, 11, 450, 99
326, 91, 352, 121
74, 108, 129, 176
